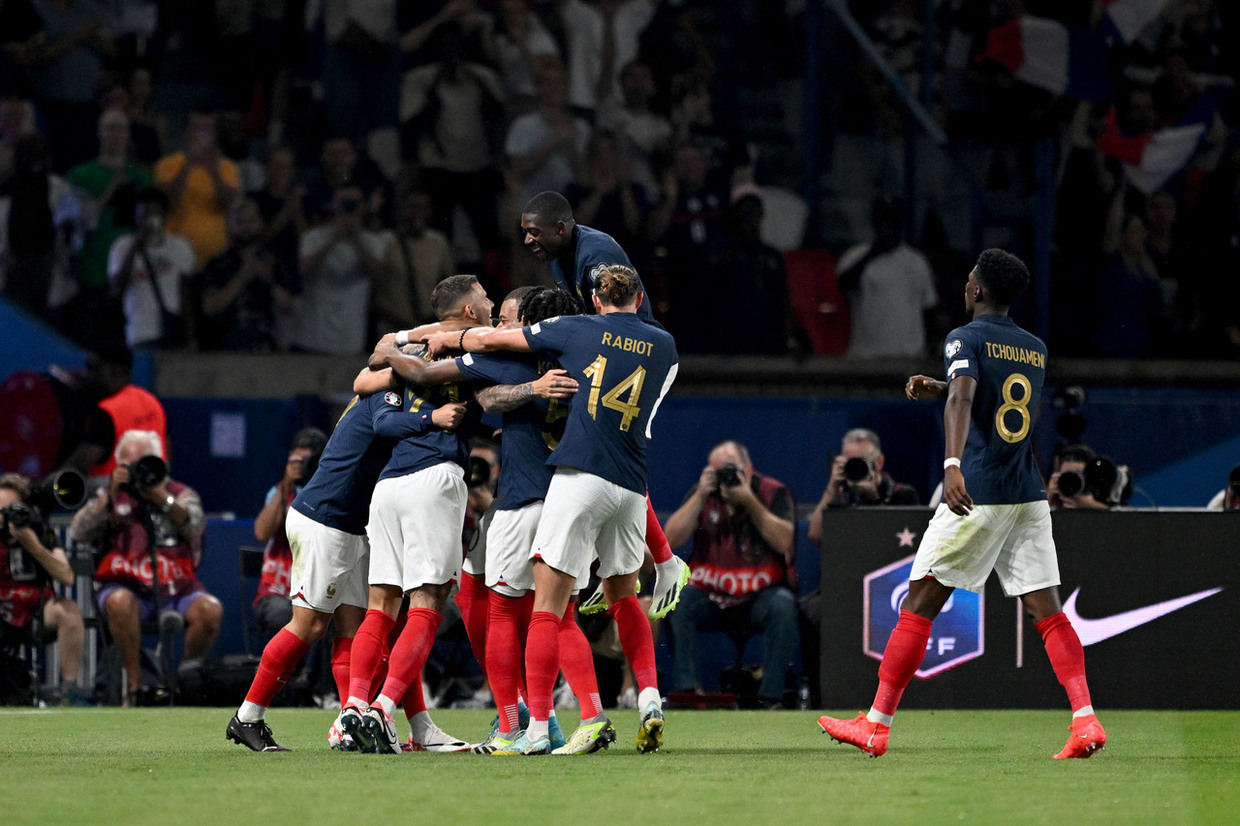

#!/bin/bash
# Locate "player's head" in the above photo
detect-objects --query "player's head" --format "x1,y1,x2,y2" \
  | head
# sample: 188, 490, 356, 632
591, 265, 642, 313
520, 191, 575, 261
519, 287, 581, 325
968, 248, 1029, 311
498, 286, 540, 328
432, 274, 493, 327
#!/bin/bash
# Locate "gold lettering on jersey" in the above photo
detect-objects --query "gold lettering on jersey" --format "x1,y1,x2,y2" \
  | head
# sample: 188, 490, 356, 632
600, 331, 653, 356
984, 341, 1045, 369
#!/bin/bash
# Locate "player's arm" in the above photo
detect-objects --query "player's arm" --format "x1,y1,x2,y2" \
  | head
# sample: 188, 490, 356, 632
425, 326, 531, 356
905, 374, 947, 401
371, 396, 464, 437
475, 368, 577, 413
942, 375, 976, 515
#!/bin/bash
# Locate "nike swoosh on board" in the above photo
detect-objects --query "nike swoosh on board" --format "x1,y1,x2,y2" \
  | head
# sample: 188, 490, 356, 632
1062, 586, 1223, 646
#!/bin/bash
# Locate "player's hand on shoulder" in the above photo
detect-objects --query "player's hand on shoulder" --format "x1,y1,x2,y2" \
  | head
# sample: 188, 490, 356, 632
432, 402, 467, 430
422, 331, 455, 357
532, 368, 578, 399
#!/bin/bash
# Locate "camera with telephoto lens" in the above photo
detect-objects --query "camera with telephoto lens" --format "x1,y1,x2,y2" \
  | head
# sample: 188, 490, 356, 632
467, 455, 492, 488
843, 456, 874, 484
1058, 456, 1131, 506
123, 455, 167, 493
716, 462, 742, 489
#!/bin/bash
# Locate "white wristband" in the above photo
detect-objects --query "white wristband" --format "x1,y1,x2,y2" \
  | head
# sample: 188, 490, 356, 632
395, 330, 410, 347
943, 458, 961, 470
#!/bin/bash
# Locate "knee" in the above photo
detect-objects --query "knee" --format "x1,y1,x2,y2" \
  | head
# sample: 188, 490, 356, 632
104, 588, 139, 625
46, 598, 84, 633
189, 595, 224, 631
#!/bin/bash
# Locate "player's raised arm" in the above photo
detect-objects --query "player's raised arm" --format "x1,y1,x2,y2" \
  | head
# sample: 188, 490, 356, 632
905, 374, 946, 401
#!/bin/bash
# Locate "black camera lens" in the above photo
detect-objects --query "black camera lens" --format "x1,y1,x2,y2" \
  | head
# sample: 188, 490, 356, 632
129, 455, 167, 491
467, 455, 492, 488
843, 457, 873, 483
716, 463, 741, 488
2, 501, 33, 528
1058, 470, 1086, 498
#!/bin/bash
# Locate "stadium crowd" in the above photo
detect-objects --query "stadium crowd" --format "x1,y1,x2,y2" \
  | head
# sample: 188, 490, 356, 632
1, 0, 1236, 360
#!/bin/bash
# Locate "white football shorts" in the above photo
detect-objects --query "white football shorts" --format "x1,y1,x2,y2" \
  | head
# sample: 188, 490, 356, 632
910, 500, 1060, 596
367, 462, 466, 592
531, 468, 646, 581
462, 502, 491, 578
286, 508, 370, 612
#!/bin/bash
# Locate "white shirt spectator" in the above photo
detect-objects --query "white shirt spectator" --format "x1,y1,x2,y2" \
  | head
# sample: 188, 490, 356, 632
558, 0, 656, 112
107, 231, 196, 348
838, 242, 937, 358
293, 224, 387, 355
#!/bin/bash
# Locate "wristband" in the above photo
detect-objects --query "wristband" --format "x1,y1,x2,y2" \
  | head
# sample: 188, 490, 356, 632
943, 458, 961, 470
395, 330, 410, 347
458, 329, 468, 350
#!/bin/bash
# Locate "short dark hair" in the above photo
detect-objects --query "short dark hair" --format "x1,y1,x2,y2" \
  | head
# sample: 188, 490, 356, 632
135, 186, 170, 212
430, 274, 481, 319
292, 427, 327, 453
518, 287, 581, 325
522, 191, 573, 224
974, 248, 1029, 307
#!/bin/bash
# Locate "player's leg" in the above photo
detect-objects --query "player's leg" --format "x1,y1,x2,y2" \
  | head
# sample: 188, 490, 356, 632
507, 558, 575, 755
551, 597, 617, 754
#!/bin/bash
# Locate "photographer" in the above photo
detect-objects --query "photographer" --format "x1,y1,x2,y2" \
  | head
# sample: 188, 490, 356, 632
808, 428, 920, 544
253, 428, 328, 634
0, 473, 88, 705
70, 430, 221, 705
1048, 444, 1127, 510
1206, 464, 1240, 511
663, 440, 798, 708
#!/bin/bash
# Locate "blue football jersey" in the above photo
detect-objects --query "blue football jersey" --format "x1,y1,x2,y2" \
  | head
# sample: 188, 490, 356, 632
457, 351, 567, 510
943, 314, 1048, 505
293, 389, 440, 534
523, 312, 678, 493
379, 368, 482, 481
548, 224, 656, 324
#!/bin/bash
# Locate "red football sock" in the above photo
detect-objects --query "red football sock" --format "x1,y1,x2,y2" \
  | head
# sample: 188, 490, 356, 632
558, 601, 604, 718
873, 609, 933, 717
524, 611, 561, 722
454, 572, 490, 678
487, 592, 526, 733
645, 495, 673, 564
346, 609, 395, 705
611, 596, 657, 693
379, 608, 441, 707
330, 636, 352, 708
516, 591, 535, 697
1036, 611, 1093, 712
400, 672, 427, 719
245, 628, 310, 707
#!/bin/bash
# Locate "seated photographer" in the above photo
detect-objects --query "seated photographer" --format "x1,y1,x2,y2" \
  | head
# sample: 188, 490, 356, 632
1205, 463, 1240, 511
253, 428, 327, 634
1048, 444, 1132, 510
807, 428, 919, 544
663, 440, 798, 708
70, 430, 222, 705
0, 473, 88, 705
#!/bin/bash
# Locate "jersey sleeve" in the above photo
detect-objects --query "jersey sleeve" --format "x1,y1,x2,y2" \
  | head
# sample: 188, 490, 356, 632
942, 326, 980, 383
523, 316, 576, 355
368, 391, 440, 438
457, 353, 533, 387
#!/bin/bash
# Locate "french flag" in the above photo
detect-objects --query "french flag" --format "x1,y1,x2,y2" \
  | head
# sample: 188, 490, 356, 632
1100, 0, 1174, 45
1096, 94, 1218, 194
980, 16, 1112, 102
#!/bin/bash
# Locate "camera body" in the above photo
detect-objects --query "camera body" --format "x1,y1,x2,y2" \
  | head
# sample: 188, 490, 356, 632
1058, 456, 1131, 506
1, 500, 33, 530
716, 462, 742, 489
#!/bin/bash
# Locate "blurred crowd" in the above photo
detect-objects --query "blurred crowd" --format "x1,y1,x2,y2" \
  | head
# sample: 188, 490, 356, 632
0, 0, 1238, 359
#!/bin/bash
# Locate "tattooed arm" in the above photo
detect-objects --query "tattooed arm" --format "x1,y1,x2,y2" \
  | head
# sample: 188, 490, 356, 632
475, 369, 578, 413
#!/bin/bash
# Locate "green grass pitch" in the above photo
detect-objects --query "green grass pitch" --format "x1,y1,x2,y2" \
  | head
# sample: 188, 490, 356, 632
3, 707, 1238, 826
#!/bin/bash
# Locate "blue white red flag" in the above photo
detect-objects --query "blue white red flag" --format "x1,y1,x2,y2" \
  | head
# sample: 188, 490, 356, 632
980, 16, 1112, 102
1096, 94, 1217, 193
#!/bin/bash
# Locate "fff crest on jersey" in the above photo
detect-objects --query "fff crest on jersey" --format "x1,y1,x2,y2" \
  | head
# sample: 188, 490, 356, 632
863, 554, 984, 677
945, 339, 963, 358
383, 391, 401, 407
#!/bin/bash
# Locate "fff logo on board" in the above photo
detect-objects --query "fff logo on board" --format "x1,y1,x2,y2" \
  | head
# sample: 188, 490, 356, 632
863, 554, 984, 678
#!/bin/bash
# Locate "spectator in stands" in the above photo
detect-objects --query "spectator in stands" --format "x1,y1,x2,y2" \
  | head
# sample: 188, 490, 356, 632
492, 0, 561, 116
199, 198, 295, 351
249, 146, 307, 286
598, 59, 673, 199
1094, 210, 1166, 358
154, 111, 241, 270
556, 0, 658, 117
292, 185, 386, 356
372, 188, 455, 336
56, 341, 165, 482
302, 135, 388, 230
664, 439, 798, 709
398, 24, 505, 276
66, 107, 152, 344
706, 185, 799, 355
0, 471, 88, 705
26, 0, 115, 170
0, 96, 37, 187
807, 428, 919, 544
646, 140, 731, 350
70, 429, 222, 706
0, 0, 44, 99
252, 427, 327, 635
504, 59, 591, 219
564, 129, 650, 262
122, 67, 166, 167
838, 194, 938, 359
319, 0, 400, 145
107, 186, 196, 349
399, 0, 496, 73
